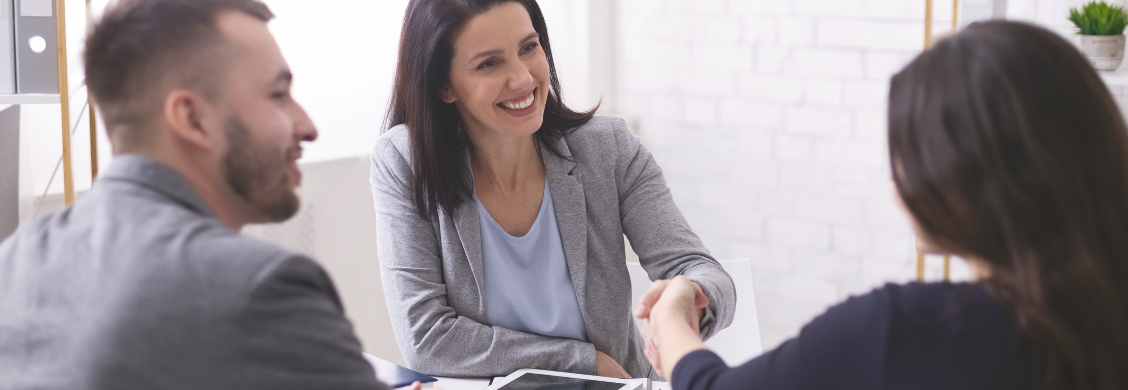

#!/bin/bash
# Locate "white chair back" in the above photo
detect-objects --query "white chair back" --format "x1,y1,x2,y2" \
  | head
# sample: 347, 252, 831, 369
627, 258, 764, 365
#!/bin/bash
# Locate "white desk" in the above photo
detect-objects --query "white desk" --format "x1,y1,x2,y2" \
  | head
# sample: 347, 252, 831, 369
431, 377, 491, 390
428, 377, 670, 390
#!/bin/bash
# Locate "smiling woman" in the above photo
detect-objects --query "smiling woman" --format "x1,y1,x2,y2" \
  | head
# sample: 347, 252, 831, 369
387, 0, 593, 220
369, 0, 737, 381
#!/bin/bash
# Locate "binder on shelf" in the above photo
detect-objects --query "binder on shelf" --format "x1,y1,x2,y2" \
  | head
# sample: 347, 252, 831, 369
1, 0, 16, 94
13, 0, 57, 94
0, 106, 18, 241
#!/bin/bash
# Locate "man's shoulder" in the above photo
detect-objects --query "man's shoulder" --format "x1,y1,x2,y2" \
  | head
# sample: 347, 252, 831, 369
2, 183, 314, 308
0, 194, 332, 382
183, 226, 302, 270
102, 186, 306, 290
162, 223, 322, 306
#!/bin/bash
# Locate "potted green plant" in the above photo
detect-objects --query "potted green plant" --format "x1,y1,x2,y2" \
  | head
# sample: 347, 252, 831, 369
1069, 1, 1128, 71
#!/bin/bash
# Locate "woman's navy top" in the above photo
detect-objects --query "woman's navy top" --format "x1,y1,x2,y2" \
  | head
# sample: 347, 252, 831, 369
672, 283, 1033, 390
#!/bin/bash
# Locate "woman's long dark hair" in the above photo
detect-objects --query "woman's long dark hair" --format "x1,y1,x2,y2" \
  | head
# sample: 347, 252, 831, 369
386, 0, 597, 219
889, 21, 1128, 389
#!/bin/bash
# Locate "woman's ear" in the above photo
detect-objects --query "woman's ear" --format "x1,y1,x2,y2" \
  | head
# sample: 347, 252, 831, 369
438, 86, 457, 104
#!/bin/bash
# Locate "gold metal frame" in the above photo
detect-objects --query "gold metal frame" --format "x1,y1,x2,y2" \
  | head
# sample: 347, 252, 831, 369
56, 0, 72, 205
918, 0, 959, 282
87, 0, 98, 179
56, 0, 99, 206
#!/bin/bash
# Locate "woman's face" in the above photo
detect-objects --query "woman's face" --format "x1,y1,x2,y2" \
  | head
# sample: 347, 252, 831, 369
441, 2, 551, 140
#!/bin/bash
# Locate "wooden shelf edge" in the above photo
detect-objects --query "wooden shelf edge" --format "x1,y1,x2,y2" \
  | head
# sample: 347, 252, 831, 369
0, 94, 62, 105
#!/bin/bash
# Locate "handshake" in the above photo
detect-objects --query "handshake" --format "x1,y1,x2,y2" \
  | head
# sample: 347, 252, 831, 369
632, 276, 711, 380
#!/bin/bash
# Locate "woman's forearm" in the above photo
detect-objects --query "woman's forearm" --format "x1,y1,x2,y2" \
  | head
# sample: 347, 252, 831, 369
655, 313, 708, 379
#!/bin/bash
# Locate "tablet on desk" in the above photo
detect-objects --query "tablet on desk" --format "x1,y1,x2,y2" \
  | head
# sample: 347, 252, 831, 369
363, 352, 438, 388
486, 369, 648, 390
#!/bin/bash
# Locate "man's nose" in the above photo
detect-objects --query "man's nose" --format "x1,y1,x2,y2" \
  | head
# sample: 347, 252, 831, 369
290, 101, 318, 142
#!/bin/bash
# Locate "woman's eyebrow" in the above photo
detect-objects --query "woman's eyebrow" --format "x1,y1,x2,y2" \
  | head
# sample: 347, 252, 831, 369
468, 32, 540, 61
470, 49, 504, 62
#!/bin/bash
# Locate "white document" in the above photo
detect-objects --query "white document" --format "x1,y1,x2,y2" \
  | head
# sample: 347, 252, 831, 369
486, 369, 648, 390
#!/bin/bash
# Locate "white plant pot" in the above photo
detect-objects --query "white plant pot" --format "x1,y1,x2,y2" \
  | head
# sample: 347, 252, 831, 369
1080, 35, 1126, 71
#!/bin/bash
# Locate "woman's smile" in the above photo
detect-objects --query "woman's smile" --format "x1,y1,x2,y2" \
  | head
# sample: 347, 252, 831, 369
497, 88, 538, 117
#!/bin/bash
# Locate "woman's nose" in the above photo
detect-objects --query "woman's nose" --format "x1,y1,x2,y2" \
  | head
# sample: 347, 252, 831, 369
506, 61, 535, 92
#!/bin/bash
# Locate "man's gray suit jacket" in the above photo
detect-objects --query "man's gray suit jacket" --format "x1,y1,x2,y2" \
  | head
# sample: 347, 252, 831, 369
371, 116, 737, 379
0, 155, 389, 390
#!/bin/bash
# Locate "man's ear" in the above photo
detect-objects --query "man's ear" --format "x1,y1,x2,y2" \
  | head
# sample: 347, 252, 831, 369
163, 89, 217, 150
438, 86, 457, 104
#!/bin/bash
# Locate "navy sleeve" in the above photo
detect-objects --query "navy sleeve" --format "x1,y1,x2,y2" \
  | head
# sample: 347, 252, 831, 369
671, 287, 894, 390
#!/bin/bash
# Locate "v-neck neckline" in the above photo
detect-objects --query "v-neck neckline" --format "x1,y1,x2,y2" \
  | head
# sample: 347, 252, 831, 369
476, 180, 551, 241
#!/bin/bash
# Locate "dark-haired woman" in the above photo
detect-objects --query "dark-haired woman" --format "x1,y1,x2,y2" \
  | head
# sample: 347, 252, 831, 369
638, 21, 1128, 390
369, 0, 735, 379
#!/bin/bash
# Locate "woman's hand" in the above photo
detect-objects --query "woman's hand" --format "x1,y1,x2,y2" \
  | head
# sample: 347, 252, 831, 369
596, 350, 631, 378
633, 278, 710, 332
637, 276, 709, 379
639, 319, 663, 375
397, 381, 425, 390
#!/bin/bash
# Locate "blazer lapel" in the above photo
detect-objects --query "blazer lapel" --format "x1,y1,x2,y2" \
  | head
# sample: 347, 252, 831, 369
453, 154, 487, 314
543, 139, 591, 329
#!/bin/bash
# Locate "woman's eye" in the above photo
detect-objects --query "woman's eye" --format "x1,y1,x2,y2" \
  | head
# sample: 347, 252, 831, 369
521, 43, 539, 54
477, 60, 497, 70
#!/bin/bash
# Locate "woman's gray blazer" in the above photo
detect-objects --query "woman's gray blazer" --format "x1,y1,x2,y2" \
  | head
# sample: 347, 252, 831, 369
369, 116, 736, 379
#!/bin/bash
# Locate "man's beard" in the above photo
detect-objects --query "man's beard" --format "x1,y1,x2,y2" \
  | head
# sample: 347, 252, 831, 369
223, 117, 301, 223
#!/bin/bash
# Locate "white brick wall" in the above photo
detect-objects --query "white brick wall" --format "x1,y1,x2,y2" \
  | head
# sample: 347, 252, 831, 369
615, 0, 1097, 350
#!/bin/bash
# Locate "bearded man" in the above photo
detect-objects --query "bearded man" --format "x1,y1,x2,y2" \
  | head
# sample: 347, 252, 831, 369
0, 0, 391, 389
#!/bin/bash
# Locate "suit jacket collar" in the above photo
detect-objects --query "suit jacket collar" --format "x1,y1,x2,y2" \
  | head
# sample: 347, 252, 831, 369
541, 136, 592, 331
452, 176, 487, 313
99, 154, 216, 218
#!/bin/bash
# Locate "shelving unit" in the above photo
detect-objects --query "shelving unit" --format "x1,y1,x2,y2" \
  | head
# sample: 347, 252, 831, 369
5, 0, 98, 207
0, 93, 60, 104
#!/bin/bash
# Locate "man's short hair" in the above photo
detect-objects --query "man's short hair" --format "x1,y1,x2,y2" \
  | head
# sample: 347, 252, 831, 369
84, 0, 273, 146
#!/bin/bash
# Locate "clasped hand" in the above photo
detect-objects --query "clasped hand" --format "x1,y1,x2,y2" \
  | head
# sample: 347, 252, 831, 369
633, 276, 710, 379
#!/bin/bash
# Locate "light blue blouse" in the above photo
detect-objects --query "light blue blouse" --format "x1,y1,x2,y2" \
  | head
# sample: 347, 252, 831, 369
476, 181, 588, 342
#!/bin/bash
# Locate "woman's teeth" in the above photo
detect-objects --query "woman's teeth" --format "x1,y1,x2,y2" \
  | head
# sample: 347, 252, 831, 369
500, 93, 535, 110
